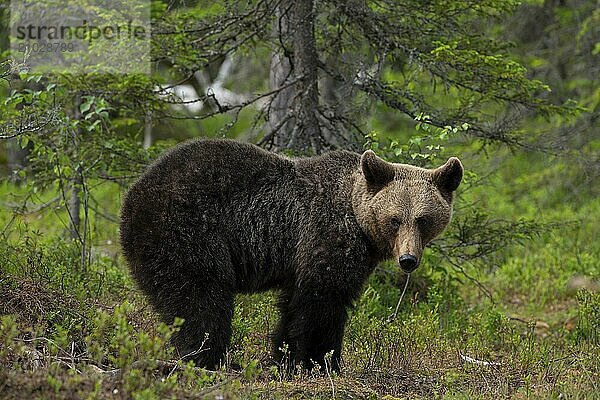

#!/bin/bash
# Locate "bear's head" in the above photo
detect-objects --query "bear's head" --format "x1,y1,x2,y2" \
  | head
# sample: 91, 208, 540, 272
352, 150, 463, 273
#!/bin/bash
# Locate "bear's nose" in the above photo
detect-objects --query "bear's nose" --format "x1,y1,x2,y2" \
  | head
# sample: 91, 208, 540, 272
399, 254, 419, 273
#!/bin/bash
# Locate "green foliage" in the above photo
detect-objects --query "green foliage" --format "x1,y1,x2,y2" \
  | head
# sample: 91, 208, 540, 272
0, 230, 126, 299
85, 301, 177, 368
364, 114, 469, 166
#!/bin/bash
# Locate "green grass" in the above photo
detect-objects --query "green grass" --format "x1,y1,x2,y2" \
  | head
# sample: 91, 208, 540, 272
0, 149, 599, 399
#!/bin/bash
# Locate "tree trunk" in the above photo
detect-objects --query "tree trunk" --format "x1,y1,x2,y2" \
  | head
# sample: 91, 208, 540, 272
266, 4, 294, 149
266, 0, 323, 154
68, 94, 82, 240
68, 175, 81, 239
267, 50, 294, 149
290, 0, 321, 153
143, 110, 153, 149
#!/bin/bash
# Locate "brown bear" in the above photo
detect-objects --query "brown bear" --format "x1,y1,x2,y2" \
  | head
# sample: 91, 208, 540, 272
120, 138, 462, 371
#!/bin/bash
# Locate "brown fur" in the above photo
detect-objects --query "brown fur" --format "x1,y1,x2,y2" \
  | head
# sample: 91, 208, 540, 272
120, 139, 462, 371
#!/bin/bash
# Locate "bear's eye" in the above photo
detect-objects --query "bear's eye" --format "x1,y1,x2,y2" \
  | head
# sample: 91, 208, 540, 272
416, 216, 431, 229
389, 217, 402, 230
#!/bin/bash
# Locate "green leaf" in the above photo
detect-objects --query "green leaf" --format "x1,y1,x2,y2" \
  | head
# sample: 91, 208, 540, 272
80, 102, 92, 113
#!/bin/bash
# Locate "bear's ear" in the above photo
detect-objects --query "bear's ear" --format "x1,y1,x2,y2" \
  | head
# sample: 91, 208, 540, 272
360, 150, 396, 188
432, 157, 463, 193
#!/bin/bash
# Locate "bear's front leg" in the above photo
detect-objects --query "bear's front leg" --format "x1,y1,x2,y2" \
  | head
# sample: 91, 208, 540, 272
278, 286, 350, 372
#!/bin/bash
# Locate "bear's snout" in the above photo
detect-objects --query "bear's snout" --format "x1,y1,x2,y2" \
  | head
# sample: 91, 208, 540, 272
398, 254, 419, 273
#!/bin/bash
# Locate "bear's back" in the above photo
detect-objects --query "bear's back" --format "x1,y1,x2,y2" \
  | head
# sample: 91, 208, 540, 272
120, 139, 296, 267
142, 139, 293, 193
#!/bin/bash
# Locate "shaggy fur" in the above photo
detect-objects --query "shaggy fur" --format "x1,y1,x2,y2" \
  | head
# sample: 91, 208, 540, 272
120, 139, 463, 371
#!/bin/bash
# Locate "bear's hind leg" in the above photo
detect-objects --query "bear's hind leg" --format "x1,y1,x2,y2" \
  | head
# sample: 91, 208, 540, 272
272, 289, 295, 369
171, 280, 235, 368
143, 266, 235, 369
